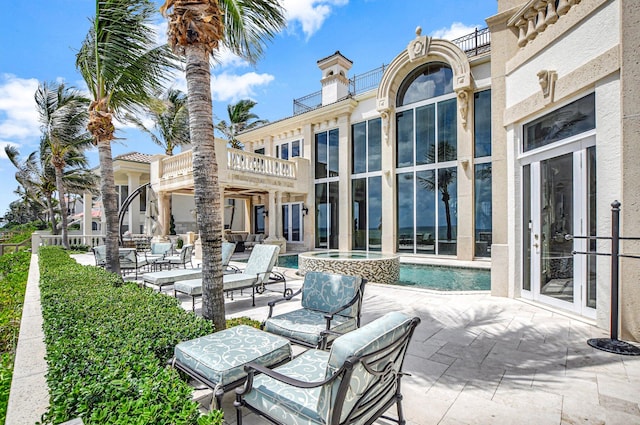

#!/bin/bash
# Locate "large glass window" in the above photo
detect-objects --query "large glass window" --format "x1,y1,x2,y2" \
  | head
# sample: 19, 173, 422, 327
474, 163, 492, 257
315, 129, 339, 178
396, 63, 453, 106
395, 64, 457, 255
474, 90, 492, 158
351, 118, 382, 251
523, 93, 595, 152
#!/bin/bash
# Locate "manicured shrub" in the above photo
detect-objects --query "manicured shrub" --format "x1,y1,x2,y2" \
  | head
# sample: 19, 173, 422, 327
38, 247, 222, 425
0, 250, 31, 423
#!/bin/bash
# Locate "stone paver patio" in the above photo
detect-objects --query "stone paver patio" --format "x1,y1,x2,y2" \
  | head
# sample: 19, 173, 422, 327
7, 252, 640, 425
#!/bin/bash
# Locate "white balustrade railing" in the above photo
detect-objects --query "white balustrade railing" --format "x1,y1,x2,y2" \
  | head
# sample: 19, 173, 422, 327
161, 151, 193, 179
160, 148, 297, 181
36, 234, 106, 248
227, 149, 297, 179
510, 0, 581, 47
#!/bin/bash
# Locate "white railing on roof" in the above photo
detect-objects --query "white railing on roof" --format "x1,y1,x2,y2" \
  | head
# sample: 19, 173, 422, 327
227, 149, 297, 179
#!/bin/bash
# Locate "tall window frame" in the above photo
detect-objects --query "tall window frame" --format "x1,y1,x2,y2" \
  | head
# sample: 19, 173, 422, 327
315, 129, 340, 249
474, 89, 492, 258
395, 63, 458, 255
351, 118, 382, 251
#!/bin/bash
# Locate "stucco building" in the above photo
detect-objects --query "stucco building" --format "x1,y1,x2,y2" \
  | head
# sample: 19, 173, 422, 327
144, 0, 639, 340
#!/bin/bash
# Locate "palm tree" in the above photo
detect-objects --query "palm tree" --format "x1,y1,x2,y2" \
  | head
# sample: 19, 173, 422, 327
126, 88, 191, 155
36, 81, 93, 249
417, 142, 457, 241
160, 0, 285, 329
76, 0, 177, 274
216, 99, 267, 149
5, 146, 58, 232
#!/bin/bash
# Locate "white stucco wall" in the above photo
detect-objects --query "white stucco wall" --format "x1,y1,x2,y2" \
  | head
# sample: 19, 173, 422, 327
594, 72, 622, 329
471, 61, 492, 90
506, 1, 619, 109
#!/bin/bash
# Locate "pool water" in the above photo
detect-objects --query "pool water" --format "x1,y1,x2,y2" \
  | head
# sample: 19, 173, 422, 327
396, 263, 491, 291
270, 254, 490, 291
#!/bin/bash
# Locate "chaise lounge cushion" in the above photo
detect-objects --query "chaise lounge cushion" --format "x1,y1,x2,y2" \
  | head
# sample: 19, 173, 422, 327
174, 325, 291, 389
142, 268, 202, 288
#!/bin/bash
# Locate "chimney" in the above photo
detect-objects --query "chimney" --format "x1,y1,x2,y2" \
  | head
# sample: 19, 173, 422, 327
317, 51, 353, 106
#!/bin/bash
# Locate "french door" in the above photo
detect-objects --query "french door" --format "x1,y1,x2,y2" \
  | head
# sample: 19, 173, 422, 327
522, 139, 596, 318
282, 203, 303, 243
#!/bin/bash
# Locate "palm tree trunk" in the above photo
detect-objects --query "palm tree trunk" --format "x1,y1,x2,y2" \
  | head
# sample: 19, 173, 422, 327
98, 141, 121, 275
46, 195, 58, 235
185, 45, 225, 330
443, 191, 453, 241
55, 167, 70, 249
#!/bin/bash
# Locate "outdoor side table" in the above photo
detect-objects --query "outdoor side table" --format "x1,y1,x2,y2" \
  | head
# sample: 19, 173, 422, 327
172, 325, 292, 409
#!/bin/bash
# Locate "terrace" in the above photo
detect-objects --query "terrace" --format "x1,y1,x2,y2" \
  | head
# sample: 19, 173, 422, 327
8, 250, 640, 424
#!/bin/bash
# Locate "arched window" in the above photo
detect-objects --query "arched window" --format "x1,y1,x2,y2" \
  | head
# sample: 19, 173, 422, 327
396, 62, 453, 107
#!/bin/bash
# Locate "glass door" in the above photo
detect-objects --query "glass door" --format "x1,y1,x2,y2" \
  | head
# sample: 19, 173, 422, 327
282, 203, 303, 243
523, 144, 596, 318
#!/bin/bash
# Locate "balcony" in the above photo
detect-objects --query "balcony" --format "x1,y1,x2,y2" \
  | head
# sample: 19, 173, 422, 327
152, 146, 309, 196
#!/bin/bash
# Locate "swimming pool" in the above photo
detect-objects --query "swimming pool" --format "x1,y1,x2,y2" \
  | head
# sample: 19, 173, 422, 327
269, 254, 490, 291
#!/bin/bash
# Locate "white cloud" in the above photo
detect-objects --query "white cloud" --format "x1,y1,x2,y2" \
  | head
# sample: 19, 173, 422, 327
281, 0, 348, 39
210, 72, 275, 103
430, 22, 481, 41
0, 74, 40, 153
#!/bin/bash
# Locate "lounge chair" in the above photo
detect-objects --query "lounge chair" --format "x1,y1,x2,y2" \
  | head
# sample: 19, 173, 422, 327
262, 271, 366, 349
235, 311, 421, 425
222, 241, 240, 274
141, 267, 203, 292
173, 244, 282, 310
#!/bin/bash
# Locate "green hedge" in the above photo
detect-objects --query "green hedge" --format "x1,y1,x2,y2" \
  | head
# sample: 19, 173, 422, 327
0, 250, 31, 424
38, 247, 222, 425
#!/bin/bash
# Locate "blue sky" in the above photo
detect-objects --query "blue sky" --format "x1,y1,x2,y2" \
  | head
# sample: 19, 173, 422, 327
0, 0, 496, 218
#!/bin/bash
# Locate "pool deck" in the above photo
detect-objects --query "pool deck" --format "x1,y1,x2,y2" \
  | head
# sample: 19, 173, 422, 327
7, 252, 640, 425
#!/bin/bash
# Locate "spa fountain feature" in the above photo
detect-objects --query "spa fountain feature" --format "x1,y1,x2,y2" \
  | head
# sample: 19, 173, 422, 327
298, 251, 400, 285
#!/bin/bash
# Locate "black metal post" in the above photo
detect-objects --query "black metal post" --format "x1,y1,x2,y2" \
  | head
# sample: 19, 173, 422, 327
610, 200, 620, 340
587, 200, 640, 355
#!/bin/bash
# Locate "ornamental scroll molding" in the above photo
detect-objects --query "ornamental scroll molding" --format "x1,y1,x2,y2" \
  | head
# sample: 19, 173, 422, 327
376, 27, 474, 138
537, 69, 557, 103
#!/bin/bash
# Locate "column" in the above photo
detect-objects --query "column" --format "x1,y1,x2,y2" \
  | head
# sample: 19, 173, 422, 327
127, 172, 141, 234
337, 115, 351, 251
83, 191, 93, 245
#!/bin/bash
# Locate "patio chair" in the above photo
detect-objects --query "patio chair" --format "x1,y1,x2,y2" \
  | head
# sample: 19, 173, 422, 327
144, 242, 173, 265
118, 248, 148, 279
92, 245, 107, 267
262, 271, 366, 349
235, 311, 421, 425
164, 244, 194, 269
173, 243, 281, 309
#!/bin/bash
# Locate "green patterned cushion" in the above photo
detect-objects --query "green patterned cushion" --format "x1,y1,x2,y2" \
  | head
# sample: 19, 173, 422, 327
263, 309, 357, 347
319, 312, 415, 424
174, 325, 291, 388
243, 244, 280, 281
142, 268, 202, 285
301, 272, 363, 318
243, 349, 329, 425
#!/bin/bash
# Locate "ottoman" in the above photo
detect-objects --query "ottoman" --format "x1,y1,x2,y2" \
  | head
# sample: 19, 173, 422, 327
172, 325, 292, 409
